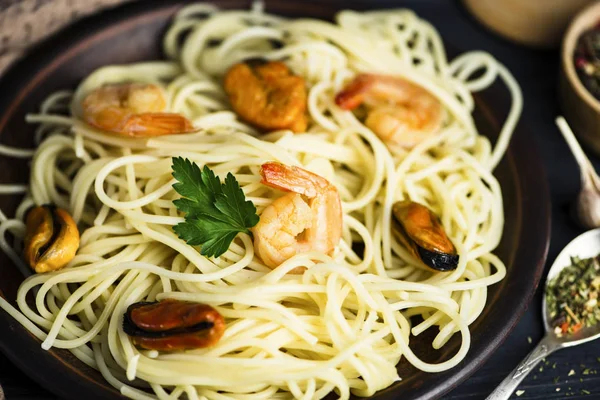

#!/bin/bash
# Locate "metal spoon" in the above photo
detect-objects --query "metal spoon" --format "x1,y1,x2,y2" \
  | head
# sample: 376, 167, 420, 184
486, 228, 600, 400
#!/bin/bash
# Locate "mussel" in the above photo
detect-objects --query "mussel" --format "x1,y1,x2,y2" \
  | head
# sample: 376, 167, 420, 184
391, 201, 459, 271
122, 299, 225, 351
24, 205, 80, 273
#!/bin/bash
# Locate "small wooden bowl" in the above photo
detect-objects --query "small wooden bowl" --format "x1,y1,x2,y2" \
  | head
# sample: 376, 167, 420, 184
463, 0, 592, 48
559, 1, 600, 156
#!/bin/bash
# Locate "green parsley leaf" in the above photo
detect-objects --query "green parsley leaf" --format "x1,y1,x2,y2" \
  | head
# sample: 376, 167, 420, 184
173, 216, 241, 257
171, 157, 259, 258
172, 157, 221, 218
215, 173, 260, 229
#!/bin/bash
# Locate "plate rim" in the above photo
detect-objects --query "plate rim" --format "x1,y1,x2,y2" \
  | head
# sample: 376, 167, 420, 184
0, 1, 551, 399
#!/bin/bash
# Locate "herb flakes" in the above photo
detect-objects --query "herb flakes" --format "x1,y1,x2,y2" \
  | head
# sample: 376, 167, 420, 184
546, 255, 600, 336
575, 26, 600, 101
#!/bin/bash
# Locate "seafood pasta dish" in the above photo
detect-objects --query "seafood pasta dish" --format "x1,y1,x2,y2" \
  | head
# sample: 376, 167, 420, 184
0, 3, 522, 400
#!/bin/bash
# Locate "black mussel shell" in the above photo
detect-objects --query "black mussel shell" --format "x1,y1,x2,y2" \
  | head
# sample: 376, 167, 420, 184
122, 301, 214, 339
392, 201, 459, 272
416, 247, 460, 272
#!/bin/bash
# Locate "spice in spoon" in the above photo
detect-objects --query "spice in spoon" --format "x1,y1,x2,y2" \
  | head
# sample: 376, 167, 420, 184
546, 254, 600, 337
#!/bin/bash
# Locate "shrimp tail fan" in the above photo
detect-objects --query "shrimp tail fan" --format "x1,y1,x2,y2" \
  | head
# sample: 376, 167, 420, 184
122, 113, 196, 137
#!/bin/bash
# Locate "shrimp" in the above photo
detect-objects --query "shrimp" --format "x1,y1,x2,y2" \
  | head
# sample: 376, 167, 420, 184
82, 83, 195, 137
252, 162, 342, 271
224, 60, 308, 133
335, 74, 443, 148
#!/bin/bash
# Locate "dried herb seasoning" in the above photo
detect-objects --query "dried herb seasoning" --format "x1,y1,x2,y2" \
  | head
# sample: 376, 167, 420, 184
546, 255, 600, 336
574, 23, 600, 100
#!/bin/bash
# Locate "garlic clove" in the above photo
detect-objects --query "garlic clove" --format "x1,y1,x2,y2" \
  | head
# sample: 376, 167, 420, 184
557, 116, 600, 229
573, 177, 600, 229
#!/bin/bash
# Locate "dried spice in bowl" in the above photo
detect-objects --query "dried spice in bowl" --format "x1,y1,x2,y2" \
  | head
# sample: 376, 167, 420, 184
546, 255, 600, 336
574, 22, 600, 100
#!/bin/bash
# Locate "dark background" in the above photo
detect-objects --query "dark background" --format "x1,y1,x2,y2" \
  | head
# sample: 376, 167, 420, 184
1, 0, 599, 399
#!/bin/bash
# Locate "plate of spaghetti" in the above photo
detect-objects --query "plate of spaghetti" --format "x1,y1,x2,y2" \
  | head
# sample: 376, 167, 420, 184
0, 1, 550, 400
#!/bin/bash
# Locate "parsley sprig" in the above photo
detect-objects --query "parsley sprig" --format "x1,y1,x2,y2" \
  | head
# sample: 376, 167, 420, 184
171, 157, 259, 258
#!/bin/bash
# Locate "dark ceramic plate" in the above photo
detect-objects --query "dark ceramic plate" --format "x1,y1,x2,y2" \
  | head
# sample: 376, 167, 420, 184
0, 1, 551, 399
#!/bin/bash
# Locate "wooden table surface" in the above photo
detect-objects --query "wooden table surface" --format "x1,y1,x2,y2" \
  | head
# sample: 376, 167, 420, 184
0, 0, 600, 399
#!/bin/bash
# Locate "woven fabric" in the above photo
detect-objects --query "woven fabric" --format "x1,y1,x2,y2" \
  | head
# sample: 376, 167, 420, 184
0, 0, 134, 72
